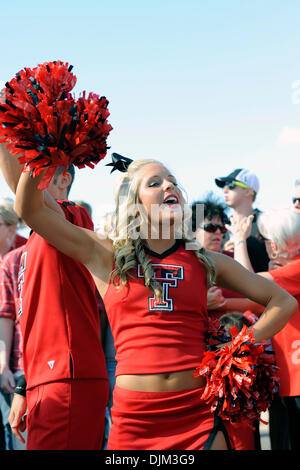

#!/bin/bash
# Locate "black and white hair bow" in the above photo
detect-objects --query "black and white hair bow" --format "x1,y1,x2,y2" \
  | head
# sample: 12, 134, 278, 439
106, 153, 133, 173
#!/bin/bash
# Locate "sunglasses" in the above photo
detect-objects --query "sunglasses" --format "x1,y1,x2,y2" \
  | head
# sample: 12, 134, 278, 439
293, 197, 300, 204
226, 181, 250, 190
200, 223, 227, 234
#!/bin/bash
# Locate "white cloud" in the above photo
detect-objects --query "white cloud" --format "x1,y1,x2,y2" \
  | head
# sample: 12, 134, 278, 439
277, 127, 300, 145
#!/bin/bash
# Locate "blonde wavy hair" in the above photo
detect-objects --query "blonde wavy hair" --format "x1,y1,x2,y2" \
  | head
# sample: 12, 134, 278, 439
111, 159, 215, 298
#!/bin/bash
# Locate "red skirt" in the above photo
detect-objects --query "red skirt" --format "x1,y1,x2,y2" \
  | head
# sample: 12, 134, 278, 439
107, 385, 231, 450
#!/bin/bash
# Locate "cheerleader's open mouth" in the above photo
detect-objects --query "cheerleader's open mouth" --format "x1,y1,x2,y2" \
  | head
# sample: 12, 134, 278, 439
162, 194, 180, 207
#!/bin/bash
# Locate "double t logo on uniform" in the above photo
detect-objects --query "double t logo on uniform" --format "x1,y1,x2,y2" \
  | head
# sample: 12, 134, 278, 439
137, 263, 184, 311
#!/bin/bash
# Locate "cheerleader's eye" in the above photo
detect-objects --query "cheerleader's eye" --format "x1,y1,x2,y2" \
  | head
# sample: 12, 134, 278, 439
148, 180, 161, 187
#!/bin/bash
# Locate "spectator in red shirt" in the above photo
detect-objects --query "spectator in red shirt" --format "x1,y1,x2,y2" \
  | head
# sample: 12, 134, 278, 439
230, 207, 300, 450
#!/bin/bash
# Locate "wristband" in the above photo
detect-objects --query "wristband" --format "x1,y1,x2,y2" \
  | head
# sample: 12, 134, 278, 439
14, 375, 27, 397
235, 239, 246, 246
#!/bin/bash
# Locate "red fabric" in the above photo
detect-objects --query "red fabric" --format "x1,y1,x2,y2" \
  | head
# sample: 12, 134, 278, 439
18, 202, 107, 389
108, 385, 221, 450
269, 255, 300, 396
224, 421, 255, 450
11, 234, 27, 250
0, 246, 24, 373
26, 379, 108, 450
104, 243, 208, 376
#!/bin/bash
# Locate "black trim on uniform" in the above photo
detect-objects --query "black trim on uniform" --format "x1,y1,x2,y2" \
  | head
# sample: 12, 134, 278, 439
203, 413, 232, 450
144, 240, 182, 259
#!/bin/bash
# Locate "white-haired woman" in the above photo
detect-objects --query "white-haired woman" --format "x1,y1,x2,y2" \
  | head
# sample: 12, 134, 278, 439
229, 208, 300, 450
10, 158, 297, 450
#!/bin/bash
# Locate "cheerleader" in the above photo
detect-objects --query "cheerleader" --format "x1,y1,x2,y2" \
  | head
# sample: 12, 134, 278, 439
0, 62, 297, 450
9, 156, 297, 450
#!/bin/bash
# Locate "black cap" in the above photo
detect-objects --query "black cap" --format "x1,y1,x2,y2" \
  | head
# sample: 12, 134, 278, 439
215, 169, 243, 188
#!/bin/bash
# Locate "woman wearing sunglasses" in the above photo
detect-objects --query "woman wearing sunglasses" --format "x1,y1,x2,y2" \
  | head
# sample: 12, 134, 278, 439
191, 193, 265, 451
191, 193, 264, 321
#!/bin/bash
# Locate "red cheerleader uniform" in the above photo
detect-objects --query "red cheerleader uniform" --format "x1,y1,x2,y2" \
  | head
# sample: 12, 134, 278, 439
104, 241, 232, 450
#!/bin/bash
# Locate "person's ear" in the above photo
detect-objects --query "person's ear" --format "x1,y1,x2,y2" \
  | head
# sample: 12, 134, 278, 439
245, 187, 254, 199
59, 172, 72, 191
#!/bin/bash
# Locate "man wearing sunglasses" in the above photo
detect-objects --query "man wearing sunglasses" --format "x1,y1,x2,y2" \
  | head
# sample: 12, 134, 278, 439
215, 168, 279, 451
293, 179, 300, 215
215, 168, 269, 273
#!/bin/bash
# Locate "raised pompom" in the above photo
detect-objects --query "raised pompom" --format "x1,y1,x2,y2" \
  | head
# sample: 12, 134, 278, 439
0, 61, 112, 189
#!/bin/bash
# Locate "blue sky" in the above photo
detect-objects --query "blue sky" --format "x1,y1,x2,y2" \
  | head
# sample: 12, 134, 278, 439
1, 0, 300, 227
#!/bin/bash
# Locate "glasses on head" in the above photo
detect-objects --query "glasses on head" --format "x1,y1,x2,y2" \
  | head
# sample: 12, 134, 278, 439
226, 181, 250, 190
200, 223, 227, 234
293, 197, 300, 204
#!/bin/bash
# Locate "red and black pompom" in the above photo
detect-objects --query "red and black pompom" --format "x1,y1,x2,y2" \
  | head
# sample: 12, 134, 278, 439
194, 323, 279, 424
0, 61, 113, 189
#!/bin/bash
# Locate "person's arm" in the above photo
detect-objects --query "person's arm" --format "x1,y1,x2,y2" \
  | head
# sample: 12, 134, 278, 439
0, 143, 65, 217
14, 168, 113, 280
0, 144, 22, 194
222, 297, 265, 315
0, 317, 15, 393
8, 393, 27, 444
225, 214, 254, 271
209, 251, 298, 343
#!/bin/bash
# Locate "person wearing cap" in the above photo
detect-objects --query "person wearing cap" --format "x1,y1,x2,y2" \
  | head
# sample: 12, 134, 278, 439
293, 179, 300, 215
215, 168, 269, 273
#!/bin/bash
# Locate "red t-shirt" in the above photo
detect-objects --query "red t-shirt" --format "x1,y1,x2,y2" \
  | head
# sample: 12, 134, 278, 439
269, 255, 300, 396
104, 241, 208, 376
18, 201, 107, 389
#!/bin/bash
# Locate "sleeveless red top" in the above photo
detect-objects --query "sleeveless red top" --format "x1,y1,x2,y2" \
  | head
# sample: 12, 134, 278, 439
104, 241, 208, 376
18, 201, 107, 389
